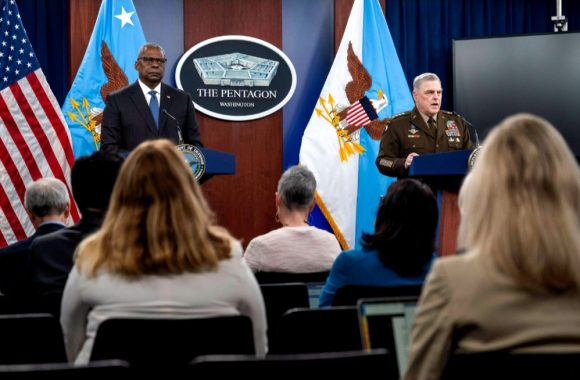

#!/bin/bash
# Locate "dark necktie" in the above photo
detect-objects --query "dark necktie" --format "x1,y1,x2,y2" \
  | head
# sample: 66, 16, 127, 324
149, 90, 159, 128
428, 117, 436, 130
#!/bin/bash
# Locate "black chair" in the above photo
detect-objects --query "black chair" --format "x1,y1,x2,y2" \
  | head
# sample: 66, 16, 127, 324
0, 294, 42, 315
332, 284, 423, 306
0, 313, 67, 364
89, 315, 255, 371
190, 349, 396, 379
254, 271, 329, 284
0, 360, 130, 379
442, 352, 580, 380
274, 306, 362, 354
259, 283, 310, 352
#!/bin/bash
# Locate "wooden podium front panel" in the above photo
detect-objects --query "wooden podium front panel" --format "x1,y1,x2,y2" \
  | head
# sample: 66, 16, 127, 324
184, 0, 283, 247
439, 191, 460, 256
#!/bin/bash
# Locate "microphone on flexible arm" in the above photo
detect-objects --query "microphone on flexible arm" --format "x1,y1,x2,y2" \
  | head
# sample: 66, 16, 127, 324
453, 111, 479, 147
162, 109, 184, 145
453, 111, 481, 169
163, 109, 207, 182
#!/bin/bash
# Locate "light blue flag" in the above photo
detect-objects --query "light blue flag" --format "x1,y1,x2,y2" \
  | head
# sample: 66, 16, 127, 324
300, 0, 413, 250
354, 0, 414, 248
62, 0, 146, 158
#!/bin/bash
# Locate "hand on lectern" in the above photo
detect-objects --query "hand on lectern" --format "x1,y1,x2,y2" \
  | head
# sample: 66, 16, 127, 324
405, 153, 419, 169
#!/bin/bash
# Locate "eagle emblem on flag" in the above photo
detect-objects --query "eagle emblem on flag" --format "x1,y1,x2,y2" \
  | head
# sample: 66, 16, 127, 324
315, 42, 389, 162
66, 41, 128, 150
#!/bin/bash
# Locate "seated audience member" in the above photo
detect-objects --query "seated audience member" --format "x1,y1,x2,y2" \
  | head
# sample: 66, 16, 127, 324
0, 178, 70, 298
243, 165, 341, 273
28, 151, 123, 315
318, 178, 437, 307
404, 114, 580, 380
60, 139, 267, 365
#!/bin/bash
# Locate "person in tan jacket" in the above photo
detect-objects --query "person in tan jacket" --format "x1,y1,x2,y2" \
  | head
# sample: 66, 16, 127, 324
404, 113, 580, 380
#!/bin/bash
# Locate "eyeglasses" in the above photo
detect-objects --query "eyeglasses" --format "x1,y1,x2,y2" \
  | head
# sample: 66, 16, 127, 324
139, 56, 167, 65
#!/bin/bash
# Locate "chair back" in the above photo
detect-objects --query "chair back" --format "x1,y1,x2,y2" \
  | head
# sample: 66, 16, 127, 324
274, 306, 362, 354
0, 360, 130, 379
90, 315, 254, 369
0, 313, 67, 364
254, 271, 329, 284
190, 349, 396, 379
332, 284, 422, 306
442, 352, 580, 380
259, 283, 310, 351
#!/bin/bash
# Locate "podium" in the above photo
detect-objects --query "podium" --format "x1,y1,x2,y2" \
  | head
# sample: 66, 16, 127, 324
409, 150, 472, 256
197, 147, 236, 184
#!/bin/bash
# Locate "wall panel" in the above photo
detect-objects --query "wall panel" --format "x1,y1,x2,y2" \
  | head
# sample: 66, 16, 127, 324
184, 0, 283, 245
68, 0, 100, 84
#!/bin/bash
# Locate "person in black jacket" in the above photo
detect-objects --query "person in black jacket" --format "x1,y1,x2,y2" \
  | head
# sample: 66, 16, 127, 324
0, 178, 70, 303
28, 150, 122, 316
101, 42, 202, 156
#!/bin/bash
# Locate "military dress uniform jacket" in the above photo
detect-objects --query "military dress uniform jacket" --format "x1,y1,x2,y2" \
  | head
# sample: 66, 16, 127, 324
376, 107, 473, 178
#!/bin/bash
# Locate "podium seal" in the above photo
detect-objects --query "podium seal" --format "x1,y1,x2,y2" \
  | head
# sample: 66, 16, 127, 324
177, 144, 206, 181
468, 146, 482, 170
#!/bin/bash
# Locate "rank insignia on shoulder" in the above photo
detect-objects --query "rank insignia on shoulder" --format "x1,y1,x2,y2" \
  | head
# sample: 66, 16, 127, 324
448, 110, 467, 120
392, 111, 411, 119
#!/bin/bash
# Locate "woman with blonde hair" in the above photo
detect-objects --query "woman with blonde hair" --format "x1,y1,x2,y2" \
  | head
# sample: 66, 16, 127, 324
404, 113, 580, 380
60, 139, 267, 365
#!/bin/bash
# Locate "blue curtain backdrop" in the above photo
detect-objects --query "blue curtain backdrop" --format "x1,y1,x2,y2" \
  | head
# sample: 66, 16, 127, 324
16, 0, 68, 105
385, 0, 580, 110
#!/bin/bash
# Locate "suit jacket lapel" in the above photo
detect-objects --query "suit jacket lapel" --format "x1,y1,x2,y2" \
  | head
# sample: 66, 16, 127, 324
129, 82, 158, 135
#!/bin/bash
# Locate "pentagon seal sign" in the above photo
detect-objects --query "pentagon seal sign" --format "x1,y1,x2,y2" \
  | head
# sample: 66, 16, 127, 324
176, 35, 297, 121
177, 144, 206, 181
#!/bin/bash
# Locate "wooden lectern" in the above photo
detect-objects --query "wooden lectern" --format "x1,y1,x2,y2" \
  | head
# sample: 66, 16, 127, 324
408, 150, 472, 256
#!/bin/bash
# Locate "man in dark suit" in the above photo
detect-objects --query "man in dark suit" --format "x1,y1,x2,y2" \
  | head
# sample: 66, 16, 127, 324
100, 42, 202, 156
0, 178, 70, 303
28, 151, 122, 316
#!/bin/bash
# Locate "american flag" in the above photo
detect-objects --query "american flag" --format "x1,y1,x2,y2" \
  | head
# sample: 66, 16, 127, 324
0, 0, 79, 247
346, 95, 378, 127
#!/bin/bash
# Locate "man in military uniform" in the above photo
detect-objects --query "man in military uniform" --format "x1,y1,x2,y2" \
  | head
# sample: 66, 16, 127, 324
376, 73, 474, 178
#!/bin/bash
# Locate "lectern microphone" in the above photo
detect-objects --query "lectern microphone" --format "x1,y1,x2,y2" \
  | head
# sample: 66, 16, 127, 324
162, 108, 206, 180
162, 109, 184, 145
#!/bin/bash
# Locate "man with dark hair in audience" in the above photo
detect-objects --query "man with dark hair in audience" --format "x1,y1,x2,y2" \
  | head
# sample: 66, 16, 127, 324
0, 178, 70, 303
28, 150, 122, 316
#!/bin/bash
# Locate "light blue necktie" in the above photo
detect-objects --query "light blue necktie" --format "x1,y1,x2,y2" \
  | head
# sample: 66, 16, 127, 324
149, 90, 159, 128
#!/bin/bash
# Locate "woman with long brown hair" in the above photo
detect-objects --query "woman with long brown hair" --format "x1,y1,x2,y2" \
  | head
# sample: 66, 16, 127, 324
61, 139, 267, 365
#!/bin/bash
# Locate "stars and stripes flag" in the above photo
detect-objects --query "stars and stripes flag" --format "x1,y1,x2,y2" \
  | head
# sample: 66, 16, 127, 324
346, 96, 378, 127
0, 0, 79, 248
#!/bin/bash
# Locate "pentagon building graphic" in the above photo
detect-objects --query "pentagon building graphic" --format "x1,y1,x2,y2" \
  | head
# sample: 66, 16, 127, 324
193, 53, 279, 87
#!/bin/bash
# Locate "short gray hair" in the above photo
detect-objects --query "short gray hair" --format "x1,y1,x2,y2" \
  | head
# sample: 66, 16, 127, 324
277, 165, 316, 211
413, 72, 441, 91
24, 178, 69, 217
138, 42, 165, 58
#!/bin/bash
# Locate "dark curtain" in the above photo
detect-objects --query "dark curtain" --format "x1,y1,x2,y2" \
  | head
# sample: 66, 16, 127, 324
386, 0, 580, 109
16, 0, 68, 104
